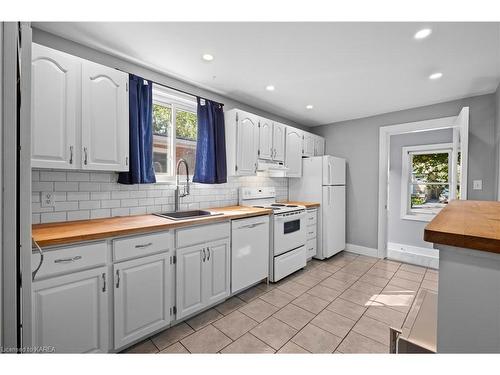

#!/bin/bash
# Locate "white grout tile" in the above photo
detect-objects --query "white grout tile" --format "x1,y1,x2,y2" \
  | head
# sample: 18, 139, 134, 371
67, 210, 90, 221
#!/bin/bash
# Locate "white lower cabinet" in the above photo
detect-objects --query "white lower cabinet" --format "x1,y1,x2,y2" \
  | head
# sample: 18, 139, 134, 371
32, 266, 109, 353
176, 238, 230, 320
113, 252, 171, 350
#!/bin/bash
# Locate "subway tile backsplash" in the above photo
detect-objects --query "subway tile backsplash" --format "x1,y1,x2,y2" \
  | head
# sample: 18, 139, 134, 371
32, 170, 289, 224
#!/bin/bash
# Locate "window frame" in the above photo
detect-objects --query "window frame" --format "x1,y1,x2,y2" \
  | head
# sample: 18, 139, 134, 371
152, 85, 197, 182
400, 143, 453, 222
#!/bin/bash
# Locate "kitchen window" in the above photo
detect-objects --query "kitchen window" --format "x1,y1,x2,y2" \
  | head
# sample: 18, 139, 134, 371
401, 143, 455, 222
152, 84, 197, 180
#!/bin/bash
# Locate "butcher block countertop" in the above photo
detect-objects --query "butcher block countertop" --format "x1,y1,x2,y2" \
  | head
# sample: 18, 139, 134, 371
32, 206, 272, 248
280, 201, 320, 208
424, 200, 500, 254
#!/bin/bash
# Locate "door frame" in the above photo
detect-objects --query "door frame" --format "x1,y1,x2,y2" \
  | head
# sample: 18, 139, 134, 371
377, 113, 468, 258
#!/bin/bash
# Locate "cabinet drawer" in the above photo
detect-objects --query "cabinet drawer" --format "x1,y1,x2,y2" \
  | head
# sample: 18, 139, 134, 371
306, 210, 317, 226
306, 238, 317, 258
306, 224, 317, 240
176, 222, 230, 248
113, 231, 172, 262
274, 246, 306, 282
32, 241, 107, 280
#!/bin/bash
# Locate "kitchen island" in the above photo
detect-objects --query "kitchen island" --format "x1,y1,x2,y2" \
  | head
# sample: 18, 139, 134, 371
424, 200, 500, 353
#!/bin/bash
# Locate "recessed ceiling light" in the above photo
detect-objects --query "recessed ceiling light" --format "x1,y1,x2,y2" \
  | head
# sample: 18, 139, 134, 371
414, 28, 432, 40
202, 53, 214, 61
306, 105, 314, 110
265, 85, 275, 91
429, 72, 443, 80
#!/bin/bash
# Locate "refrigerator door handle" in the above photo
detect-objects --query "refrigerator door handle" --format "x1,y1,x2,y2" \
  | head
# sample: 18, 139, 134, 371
328, 162, 332, 184
328, 187, 331, 206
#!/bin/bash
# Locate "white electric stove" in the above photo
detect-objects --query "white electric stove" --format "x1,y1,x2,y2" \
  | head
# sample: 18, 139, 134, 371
239, 187, 307, 282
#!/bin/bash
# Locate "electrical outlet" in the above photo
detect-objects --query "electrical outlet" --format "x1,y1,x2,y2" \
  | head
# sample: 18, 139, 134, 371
41, 191, 55, 207
473, 180, 483, 190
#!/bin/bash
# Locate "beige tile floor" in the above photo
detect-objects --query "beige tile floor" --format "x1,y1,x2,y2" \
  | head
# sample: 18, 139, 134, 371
122, 252, 438, 354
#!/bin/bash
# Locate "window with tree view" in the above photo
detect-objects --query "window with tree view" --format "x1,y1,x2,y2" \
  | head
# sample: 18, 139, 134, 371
402, 144, 455, 220
152, 85, 197, 178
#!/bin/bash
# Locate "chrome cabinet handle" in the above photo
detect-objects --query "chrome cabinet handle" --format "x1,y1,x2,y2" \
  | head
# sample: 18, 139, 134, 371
116, 270, 120, 288
102, 273, 106, 292
207, 248, 210, 261
32, 239, 44, 281
202, 248, 206, 262
69, 145, 74, 164
254, 162, 257, 173
135, 242, 153, 249
54, 255, 82, 264
84, 147, 88, 165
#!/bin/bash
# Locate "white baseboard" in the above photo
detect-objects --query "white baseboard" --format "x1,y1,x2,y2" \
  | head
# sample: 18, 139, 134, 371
387, 242, 439, 269
345, 243, 379, 258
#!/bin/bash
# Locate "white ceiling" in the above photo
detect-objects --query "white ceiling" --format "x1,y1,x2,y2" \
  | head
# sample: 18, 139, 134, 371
33, 22, 500, 126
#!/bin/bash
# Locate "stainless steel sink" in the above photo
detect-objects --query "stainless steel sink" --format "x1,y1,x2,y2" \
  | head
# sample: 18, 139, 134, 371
154, 210, 223, 221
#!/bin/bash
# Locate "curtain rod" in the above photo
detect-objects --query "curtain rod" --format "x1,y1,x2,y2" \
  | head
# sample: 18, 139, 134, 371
121, 68, 224, 107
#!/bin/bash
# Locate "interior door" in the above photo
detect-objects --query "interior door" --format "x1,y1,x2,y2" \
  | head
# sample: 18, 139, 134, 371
273, 122, 286, 161
259, 118, 272, 160
236, 111, 259, 175
205, 239, 230, 306
81, 60, 128, 171
32, 267, 108, 353
322, 186, 346, 258
454, 107, 469, 199
31, 43, 78, 169
113, 253, 170, 349
285, 128, 303, 177
176, 244, 204, 319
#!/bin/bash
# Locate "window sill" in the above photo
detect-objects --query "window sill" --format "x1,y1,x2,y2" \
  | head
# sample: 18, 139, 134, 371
401, 213, 435, 223
154, 174, 194, 184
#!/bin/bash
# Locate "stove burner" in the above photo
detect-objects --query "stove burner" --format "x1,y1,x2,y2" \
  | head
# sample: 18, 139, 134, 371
271, 207, 282, 210
253, 205, 264, 208
286, 205, 298, 207
271, 204, 286, 207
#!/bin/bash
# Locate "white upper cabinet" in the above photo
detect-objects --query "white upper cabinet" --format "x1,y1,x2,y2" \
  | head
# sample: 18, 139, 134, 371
82, 60, 129, 171
303, 132, 315, 157
31, 44, 79, 169
285, 127, 303, 177
31, 43, 129, 172
258, 118, 273, 160
225, 109, 259, 176
314, 135, 325, 156
272, 122, 286, 162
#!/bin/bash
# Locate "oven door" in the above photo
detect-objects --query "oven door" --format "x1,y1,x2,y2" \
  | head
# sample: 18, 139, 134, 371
273, 211, 306, 256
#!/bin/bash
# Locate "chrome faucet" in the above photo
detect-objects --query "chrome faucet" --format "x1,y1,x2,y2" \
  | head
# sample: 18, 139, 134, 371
175, 158, 190, 212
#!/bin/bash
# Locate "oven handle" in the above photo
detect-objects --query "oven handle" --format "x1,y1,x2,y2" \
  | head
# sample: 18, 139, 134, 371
274, 211, 306, 221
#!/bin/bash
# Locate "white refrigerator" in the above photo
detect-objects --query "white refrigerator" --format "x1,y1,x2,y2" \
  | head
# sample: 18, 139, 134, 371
289, 156, 346, 259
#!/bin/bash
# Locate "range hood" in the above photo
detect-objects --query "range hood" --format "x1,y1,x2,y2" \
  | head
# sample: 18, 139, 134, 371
257, 159, 289, 177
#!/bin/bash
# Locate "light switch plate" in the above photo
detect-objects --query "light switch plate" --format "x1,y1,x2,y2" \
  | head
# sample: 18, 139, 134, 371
41, 191, 55, 207
473, 180, 483, 190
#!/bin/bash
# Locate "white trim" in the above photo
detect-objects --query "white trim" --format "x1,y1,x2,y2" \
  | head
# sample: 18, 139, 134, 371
345, 243, 379, 258
387, 242, 439, 269
377, 114, 468, 259
400, 143, 453, 222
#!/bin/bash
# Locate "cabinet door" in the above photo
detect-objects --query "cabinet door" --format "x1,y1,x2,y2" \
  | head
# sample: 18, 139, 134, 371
236, 111, 259, 175
114, 252, 171, 349
285, 127, 303, 177
204, 238, 230, 306
31, 44, 79, 169
303, 132, 315, 157
273, 122, 286, 162
259, 118, 273, 160
82, 60, 129, 171
315, 136, 325, 156
32, 267, 108, 353
176, 244, 205, 319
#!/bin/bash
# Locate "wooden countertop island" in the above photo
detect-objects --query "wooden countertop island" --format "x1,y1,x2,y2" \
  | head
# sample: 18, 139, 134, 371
424, 200, 500, 254
32, 205, 272, 247
424, 199, 500, 353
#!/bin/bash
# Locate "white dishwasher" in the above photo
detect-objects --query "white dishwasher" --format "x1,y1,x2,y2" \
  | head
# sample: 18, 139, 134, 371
231, 215, 270, 294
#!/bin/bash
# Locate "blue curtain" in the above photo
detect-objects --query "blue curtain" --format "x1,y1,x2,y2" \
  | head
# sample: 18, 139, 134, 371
118, 74, 156, 184
193, 97, 227, 184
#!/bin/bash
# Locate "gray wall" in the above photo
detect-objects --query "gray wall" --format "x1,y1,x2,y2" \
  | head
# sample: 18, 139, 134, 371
388, 129, 452, 249
495, 84, 500, 199
313, 94, 497, 249
32, 28, 310, 132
